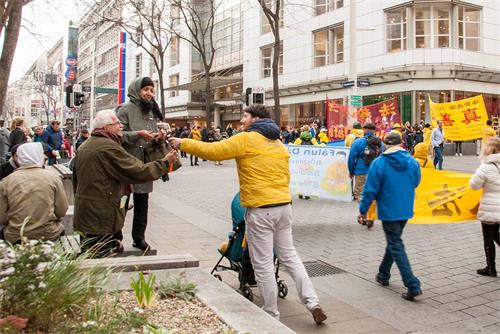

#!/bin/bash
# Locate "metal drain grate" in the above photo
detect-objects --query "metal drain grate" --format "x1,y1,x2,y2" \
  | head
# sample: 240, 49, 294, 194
303, 261, 345, 277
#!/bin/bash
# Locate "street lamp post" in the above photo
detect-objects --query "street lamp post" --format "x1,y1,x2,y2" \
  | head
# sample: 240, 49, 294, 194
89, 37, 97, 125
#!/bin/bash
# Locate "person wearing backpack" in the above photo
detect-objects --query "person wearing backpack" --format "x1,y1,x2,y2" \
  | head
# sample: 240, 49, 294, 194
348, 122, 384, 228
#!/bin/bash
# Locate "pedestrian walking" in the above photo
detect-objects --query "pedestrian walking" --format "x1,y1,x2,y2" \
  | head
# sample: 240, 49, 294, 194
345, 122, 363, 147
75, 128, 89, 151
454, 141, 463, 156
0, 120, 10, 162
189, 126, 201, 166
348, 122, 383, 228
168, 105, 327, 324
116, 77, 169, 251
358, 133, 422, 301
41, 120, 63, 165
73, 109, 178, 257
431, 120, 445, 170
469, 137, 500, 277
9, 118, 27, 152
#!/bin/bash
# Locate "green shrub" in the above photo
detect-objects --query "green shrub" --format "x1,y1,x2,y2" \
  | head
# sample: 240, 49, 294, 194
157, 272, 198, 301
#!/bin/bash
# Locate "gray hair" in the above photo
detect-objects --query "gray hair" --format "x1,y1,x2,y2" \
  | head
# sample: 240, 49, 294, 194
91, 109, 117, 130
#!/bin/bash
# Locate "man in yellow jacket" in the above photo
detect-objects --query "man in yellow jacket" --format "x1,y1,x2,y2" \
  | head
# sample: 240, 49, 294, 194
478, 120, 497, 155
345, 122, 363, 147
168, 105, 327, 324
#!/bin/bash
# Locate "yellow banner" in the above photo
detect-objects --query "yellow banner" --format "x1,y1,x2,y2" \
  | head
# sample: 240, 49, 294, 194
410, 168, 481, 224
429, 95, 489, 141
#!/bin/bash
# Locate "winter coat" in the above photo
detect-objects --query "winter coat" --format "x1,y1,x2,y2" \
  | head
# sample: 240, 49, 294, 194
116, 77, 164, 193
180, 118, 291, 208
318, 132, 329, 144
345, 129, 363, 147
359, 146, 421, 221
72, 133, 167, 235
0, 127, 9, 155
413, 143, 434, 169
41, 125, 63, 159
423, 128, 432, 145
0, 166, 68, 243
9, 127, 27, 152
348, 133, 385, 176
469, 153, 500, 223
0, 131, 4, 164
190, 129, 201, 141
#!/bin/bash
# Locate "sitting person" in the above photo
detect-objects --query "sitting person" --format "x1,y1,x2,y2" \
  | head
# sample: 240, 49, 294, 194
73, 109, 178, 257
0, 142, 68, 243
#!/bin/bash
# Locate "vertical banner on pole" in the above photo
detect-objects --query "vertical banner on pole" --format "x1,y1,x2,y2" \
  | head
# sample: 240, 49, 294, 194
118, 32, 127, 105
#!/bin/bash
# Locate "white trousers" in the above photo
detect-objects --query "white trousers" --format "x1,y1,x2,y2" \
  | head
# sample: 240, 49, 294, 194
245, 204, 320, 318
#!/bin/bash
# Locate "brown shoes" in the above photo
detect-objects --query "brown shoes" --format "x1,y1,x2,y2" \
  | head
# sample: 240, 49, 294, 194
310, 306, 327, 325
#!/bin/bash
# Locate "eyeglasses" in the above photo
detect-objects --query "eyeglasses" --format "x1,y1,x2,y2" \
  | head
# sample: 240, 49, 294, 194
109, 121, 121, 126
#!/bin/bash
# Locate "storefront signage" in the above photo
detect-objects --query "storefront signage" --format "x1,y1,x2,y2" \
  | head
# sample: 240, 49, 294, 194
350, 95, 362, 107
357, 79, 371, 87
341, 80, 355, 88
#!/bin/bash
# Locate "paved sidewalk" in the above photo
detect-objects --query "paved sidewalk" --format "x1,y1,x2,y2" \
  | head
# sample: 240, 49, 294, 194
121, 155, 499, 333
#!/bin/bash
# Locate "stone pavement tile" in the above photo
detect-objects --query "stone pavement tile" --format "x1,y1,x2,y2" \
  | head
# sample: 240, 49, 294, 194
475, 281, 500, 292
480, 290, 500, 301
436, 301, 468, 312
425, 271, 453, 280
484, 324, 500, 332
460, 296, 492, 307
462, 305, 497, 317
280, 315, 399, 334
448, 310, 473, 321
456, 287, 487, 298
448, 273, 477, 283
423, 299, 442, 307
429, 285, 460, 295
450, 279, 481, 290
468, 314, 499, 327
485, 300, 500, 311
432, 293, 463, 304
430, 277, 459, 287
472, 276, 499, 284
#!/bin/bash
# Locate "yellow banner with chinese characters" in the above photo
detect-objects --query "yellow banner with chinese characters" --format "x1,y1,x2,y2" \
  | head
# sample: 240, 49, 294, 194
429, 95, 489, 141
410, 168, 481, 224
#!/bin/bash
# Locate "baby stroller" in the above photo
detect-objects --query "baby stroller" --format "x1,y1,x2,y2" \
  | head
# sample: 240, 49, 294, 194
211, 193, 288, 301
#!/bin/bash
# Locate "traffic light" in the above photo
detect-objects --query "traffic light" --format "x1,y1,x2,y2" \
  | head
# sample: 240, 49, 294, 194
65, 85, 73, 108
245, 87, 252, 106
74, 93, 86, 106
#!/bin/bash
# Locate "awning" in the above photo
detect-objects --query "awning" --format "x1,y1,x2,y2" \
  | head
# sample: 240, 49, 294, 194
165, 77, 242, 91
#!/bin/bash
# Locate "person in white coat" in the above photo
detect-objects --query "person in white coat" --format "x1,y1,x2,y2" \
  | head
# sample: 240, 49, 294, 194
469, 137, 500, 277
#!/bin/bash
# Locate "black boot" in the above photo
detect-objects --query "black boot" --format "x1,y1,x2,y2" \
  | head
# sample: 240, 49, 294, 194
477, 243, 497, 277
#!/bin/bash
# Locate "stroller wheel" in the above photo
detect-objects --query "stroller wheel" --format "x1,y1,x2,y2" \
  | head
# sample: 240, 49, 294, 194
242, 286, 254, 301
278, 281, 288, 299
213, 274, 222, 281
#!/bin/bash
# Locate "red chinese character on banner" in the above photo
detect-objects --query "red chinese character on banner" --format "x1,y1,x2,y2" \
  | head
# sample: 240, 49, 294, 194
357, 107, 371, 121
379, 102, 396, 117
461, 108, 482, 124
439, 113, 455, 126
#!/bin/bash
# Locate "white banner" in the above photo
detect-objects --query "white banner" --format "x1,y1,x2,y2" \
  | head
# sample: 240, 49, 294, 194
288, 146, 352, 202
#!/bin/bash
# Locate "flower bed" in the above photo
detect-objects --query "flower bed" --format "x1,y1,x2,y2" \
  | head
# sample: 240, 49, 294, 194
0, 238, 232, 333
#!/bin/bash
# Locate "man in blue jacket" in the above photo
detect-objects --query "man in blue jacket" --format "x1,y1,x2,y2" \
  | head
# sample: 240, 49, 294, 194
358, 133, 422, 301
348, 122, 383, 228
42, 120, 63, 165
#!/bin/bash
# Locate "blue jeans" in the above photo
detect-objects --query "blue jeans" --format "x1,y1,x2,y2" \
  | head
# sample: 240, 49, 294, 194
433, 146, 443, 170
377, 220, 421, 293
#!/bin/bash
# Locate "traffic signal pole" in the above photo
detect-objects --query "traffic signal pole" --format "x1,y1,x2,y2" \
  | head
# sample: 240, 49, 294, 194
89, 37, 96, 127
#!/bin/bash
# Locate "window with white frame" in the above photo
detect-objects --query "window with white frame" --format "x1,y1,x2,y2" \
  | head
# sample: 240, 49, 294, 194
315, 0, 343, 16
415, 5, 450, 48
169, 74, 179, 97
170, 36, 179, 66
261, 43, 283, 78
313, 25, 344, 67
458, 6, 480, 51
135, 54, 142, 78
386, 8, 407, 52
261, 0, 284, 34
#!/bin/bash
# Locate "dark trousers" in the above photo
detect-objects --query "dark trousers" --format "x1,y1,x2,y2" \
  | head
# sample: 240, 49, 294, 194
48, 156, 57, 165
132, 193, 149, 243
190, 154, 198, 165
481, 223, 500, 272
80, 230, 123, 258
180, 150, 187, 158
378, 220, 421, 292
433, 146, 444, 170
455, 141, 462, 154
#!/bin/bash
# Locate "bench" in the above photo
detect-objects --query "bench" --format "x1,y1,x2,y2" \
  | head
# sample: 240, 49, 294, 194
59, 234, 157, 257
47, 164, 74, 205
80, 253, 199, 272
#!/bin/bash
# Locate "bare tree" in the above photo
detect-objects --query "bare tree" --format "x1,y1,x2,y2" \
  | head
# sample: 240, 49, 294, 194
0, 0, 34, 119
258, 0, 282, 126
166, 0, 218, 127
85, 0, 172, 117
33, 80, 60, 124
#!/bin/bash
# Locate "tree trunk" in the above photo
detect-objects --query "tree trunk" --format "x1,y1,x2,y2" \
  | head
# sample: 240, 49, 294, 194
157, 60, 166, 119
0, 2, 23, 118
271, 24, 281, 127
204, 71, 212, 128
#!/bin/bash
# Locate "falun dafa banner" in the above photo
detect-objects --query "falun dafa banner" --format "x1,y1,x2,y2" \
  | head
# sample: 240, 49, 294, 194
429, 95, 489, 141
410, 168, 481, 224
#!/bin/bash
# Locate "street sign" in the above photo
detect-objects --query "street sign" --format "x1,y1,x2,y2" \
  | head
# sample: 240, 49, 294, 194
66, 57, 77, 66
341, 80, 355, 88
73, 84, 82, 93
350, 95, 363, 107
82, 86, 92, 92
95, 87, 118, 94
357, 79, 371, 87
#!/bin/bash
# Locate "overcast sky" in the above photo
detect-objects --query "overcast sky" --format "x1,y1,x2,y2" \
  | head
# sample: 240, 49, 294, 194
9, 0, 88, 83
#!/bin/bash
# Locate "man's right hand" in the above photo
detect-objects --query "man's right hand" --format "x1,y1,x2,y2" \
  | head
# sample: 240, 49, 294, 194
163, 149, 178, 165
137, 130, 154, 142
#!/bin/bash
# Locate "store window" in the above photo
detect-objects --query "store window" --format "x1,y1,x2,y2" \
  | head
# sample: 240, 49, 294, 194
458, 6, 480, 51
169, 74, 179, 97
386, 8, 407, 52
415, 5, 450, 48
417, 91, 451, 123
313, 24, 343, 67
261, 0, 284, 34
261, 43, 283, 78
314, 0, 343, 16
135, 54, 142, 78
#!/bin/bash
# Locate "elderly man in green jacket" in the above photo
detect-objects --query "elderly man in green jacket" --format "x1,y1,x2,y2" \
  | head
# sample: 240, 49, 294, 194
116, 76, 167, 251
73, 109, 177, 257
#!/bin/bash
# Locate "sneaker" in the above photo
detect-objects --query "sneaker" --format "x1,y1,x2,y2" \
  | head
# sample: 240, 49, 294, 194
459, 153, 463, 156
477, 267, 497, 277
310, 306, 327, 325
455, 153, 458, 156
401, 289, 422, 301
375, 275, 389, 286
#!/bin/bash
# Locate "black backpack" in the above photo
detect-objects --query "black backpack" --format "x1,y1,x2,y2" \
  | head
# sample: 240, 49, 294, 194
363, 136, 382, 166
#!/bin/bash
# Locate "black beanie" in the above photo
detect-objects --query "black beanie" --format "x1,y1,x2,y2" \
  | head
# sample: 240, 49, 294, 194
141, 77, 154, 89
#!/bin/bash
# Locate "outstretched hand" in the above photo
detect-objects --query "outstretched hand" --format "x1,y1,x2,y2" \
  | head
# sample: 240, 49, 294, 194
163, 149, 178, 165
168, 137, 181, 150
138, 130, 154, 142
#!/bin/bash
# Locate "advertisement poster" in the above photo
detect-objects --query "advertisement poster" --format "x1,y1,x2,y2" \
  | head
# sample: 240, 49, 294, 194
288, 146, 352, 202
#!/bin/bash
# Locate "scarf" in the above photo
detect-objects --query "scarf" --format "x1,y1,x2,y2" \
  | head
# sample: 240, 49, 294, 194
92, 128, 122, 144
140, 98, 164, 121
